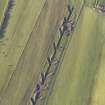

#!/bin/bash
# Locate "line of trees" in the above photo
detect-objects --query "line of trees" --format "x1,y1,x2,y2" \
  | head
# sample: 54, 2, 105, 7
0, 0, 14, 38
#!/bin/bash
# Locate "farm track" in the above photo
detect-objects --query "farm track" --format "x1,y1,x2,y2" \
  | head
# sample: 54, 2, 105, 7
0, 0, 66, 105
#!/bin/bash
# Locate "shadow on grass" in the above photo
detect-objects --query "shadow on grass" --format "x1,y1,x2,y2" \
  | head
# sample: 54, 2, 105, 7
0, 0, 14, 39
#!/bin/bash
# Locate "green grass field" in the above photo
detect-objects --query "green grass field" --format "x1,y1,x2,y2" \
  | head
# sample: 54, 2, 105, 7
45, 5, 105, 105
0, 0, 105, 105
0, 0, 66, 105
0, 0, 45, 91
90, 43, 105, 105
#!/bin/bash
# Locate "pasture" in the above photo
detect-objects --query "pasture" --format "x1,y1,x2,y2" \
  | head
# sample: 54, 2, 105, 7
0, 0, 45, 93
0, 0, 66, 105
0, 0, 105, 105
45, 4, 105, 105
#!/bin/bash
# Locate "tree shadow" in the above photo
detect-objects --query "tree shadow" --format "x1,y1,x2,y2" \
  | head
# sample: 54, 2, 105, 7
0, 0, 14, 39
